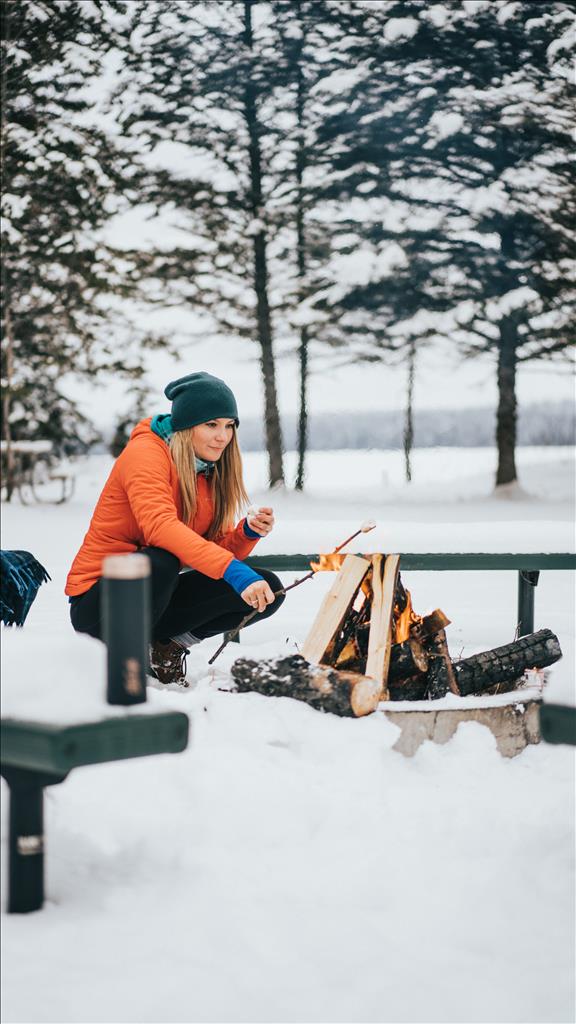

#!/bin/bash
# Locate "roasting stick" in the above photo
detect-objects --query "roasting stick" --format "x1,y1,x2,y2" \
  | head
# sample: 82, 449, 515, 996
208, 520, 377, 665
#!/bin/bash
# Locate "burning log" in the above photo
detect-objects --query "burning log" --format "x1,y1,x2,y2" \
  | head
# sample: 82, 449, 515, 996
412, 609, 451, 641
388, 673, 429, 701
365, 554, 400, 699
425, 629, 460, 699
301, 555, 370, 667
231, 630, 561, 715
231, 655, 382, 718
387, 637, 429, 684
336, 636, 430, 699
228, 552, 563, 719
397, 629, 561, 701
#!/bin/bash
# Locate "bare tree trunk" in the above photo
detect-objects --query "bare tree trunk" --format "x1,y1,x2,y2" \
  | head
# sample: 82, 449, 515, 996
1, 8, 15, 500
243, 1, 284, 487
296, 326, 308, 490
295, 49, 308, 492
1, 305, 16, 501
403, 336, 415, 483
496, 315, 518, 486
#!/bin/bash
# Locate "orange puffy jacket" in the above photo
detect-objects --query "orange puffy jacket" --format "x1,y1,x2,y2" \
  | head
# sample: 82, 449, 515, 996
65, 418, 259, 596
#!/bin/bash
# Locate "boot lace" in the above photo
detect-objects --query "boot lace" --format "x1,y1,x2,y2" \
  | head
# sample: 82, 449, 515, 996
179, 646, 189, 682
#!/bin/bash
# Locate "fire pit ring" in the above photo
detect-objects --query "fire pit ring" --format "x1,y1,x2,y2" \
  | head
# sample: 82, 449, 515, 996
380, 687, 544, 758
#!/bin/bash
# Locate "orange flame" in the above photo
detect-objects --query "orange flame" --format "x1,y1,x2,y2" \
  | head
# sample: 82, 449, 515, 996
309, 556, 423, 647
310, 553, 347, 572
393, 588, 423, 644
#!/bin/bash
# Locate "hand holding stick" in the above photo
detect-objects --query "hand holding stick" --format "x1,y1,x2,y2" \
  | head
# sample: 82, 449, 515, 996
208, 520, 376, 665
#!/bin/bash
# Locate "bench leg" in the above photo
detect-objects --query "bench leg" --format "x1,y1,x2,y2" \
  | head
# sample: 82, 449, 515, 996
0, 767, 67, 913
517, 570, 540, 638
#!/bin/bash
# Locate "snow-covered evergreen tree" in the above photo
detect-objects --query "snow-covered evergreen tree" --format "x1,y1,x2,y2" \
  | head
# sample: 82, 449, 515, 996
1, 0, 163, 497
117, 0, 286, 486
311, 1, 575, 486
269, 1, 434, 483
267, 1, 361, 488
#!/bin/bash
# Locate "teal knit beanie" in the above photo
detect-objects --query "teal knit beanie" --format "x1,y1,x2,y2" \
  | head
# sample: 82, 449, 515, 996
164, 372, 239, 431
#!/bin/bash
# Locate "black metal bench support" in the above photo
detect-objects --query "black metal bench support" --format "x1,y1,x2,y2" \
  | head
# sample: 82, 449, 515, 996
1, 766, 67, 913
517, 570, 540, 638
540, 703, 576, 746
1, 712, 189, 914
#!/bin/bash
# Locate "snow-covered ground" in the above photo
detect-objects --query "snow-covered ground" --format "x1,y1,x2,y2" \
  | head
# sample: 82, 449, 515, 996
1, 447, 575, 1024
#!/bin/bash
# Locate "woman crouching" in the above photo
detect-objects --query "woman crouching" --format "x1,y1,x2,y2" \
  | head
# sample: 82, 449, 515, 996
65, 372, 284, 685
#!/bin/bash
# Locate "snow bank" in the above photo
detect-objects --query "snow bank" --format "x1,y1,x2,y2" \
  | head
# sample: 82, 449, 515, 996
1, 447, 574, 1024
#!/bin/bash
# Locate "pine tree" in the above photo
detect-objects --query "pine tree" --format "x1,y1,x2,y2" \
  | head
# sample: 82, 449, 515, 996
437, 1, 575, 487
309, 1, 575, 486
270, 0, 443, 484
1, 0, 162, 497
267, 1, 339, 490
267, 0, 402, 487
118, 0, 286, 486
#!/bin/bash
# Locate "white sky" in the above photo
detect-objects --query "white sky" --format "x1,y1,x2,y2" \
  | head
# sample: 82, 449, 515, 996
66, 320, 574, 433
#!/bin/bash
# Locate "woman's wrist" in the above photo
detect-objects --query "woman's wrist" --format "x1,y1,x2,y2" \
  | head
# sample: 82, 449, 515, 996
223, 558, 263, 595
243, 518, 262, 539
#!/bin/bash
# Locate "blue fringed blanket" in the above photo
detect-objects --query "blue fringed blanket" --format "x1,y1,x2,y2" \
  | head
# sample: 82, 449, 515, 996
0, 550, 51, 627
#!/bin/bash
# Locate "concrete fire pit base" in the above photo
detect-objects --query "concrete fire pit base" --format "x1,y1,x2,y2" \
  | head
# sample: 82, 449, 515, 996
380, 684, 545, 758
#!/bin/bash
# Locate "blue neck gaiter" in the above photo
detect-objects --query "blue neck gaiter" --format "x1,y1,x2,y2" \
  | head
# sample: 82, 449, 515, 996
150, 414, 215, 476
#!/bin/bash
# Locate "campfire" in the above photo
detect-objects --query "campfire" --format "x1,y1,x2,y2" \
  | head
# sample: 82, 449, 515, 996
231, 554, 562, 718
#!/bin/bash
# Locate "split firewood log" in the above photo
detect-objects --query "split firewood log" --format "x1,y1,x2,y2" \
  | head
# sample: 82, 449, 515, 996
231, 654, 382, 717
386, 638, 430, 700
425, 629, 460, 699
388, 637, 429, 684
411, 609, 451, 642
388, 674, 429, 701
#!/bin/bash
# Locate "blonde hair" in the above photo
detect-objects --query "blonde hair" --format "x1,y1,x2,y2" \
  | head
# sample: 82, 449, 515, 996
169, 427, 249, 540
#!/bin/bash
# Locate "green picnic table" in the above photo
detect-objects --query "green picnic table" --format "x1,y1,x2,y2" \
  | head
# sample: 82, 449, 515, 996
0, 712, 189, 913
246, 551, 576, 638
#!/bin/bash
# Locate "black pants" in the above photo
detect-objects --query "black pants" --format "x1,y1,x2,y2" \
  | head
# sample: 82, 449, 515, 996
69, 546, 285, 643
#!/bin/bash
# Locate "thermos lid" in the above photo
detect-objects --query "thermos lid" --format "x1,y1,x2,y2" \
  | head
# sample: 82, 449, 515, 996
102, 554, 151, 579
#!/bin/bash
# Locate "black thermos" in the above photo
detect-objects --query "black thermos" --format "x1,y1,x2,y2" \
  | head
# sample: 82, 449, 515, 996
102, 553, 151, 705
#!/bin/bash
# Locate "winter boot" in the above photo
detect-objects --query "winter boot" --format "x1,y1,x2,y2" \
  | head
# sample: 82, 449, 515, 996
149, 638, 190, 687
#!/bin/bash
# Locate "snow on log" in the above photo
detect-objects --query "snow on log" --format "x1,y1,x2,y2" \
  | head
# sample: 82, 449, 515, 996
231, 654, 382, 717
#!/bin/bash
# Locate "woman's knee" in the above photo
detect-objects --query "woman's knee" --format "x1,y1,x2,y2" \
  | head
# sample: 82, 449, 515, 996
69, 589, 102, 639
142, 547, 180, 584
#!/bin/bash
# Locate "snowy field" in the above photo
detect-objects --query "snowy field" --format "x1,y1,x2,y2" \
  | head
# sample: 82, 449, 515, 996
1, 447, 575, 1024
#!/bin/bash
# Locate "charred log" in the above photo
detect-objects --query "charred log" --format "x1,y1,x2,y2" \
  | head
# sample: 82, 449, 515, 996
426, 630, 460, 699
411, 609, 451, 642
388, 674, 429, 701
337, 635, 430, 685
388, 638, 429, 683
453, 629, 561, 697
231, 654, 382, 717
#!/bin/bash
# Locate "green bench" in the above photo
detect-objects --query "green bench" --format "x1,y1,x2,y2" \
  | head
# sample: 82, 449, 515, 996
539, 704, 576, 747
246, 551, 576, 638
0, 712, 189, 913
